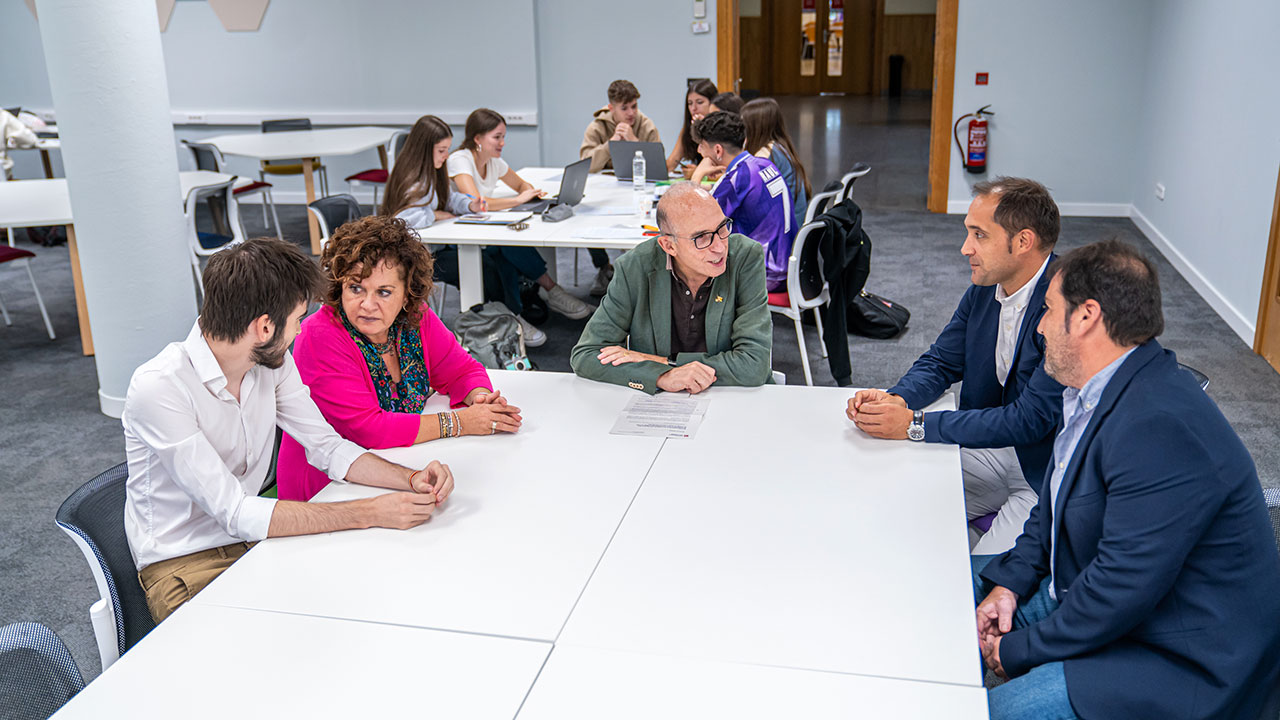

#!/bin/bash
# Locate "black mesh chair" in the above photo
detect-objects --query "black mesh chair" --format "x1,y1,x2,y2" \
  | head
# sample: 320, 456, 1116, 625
182, 139, 282, 241
839, 162, 871, 203
55, 462, 155, 671
261, 117, 328, 196
307, 194, 365, 251
0, 622, 84, 720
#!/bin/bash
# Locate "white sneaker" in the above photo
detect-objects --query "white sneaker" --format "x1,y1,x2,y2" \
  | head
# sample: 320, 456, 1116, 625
540, 285, 593, 320
516, 315, 547, 348
588, 265, 614, 297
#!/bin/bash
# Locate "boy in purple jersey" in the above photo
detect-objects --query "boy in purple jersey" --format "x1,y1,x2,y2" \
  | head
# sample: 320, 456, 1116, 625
692, 112, 795, 291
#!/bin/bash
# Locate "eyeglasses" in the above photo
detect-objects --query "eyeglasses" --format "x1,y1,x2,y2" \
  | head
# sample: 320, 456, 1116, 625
664, 217, 733, 249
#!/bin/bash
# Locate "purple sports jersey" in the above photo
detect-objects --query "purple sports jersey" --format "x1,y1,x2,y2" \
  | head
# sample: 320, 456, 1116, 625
711, 151, 796, 291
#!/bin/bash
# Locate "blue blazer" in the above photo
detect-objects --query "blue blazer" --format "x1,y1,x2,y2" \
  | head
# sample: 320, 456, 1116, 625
888, 260, 1064, 489
981, 340, 1280, 720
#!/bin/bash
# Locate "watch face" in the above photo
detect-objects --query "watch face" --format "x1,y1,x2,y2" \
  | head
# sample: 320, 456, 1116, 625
908, 425, 925, 441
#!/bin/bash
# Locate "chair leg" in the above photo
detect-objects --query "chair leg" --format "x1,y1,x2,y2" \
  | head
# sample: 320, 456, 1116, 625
574, 249, 579, 285
372, 186, 380, 214
0, 287, 10, 325
813, 308, 828, 358
794, 316, 813, 386
264, 190, 283, 242
23, 260, 56, 339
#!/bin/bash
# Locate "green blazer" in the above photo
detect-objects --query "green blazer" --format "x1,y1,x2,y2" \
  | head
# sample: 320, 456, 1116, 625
570, 234, 773, 394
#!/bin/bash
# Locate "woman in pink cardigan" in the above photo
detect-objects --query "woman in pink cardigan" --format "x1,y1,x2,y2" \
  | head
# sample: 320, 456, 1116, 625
277, 215, 523, 501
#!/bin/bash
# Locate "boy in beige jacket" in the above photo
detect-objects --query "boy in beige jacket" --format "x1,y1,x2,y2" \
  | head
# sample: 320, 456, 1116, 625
579, 79, 662, 173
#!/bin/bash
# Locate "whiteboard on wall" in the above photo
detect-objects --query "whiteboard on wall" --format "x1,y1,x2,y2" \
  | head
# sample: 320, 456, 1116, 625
159, 0, 539, 125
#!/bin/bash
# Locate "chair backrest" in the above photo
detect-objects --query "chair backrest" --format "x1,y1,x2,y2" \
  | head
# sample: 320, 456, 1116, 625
1264, 487, 1280, 557
262, 117, 312, 133
786, 220, 828, 309
308, 194, 365, 248
1177, 362, 1210, 391
181, 140, 226, 172
186, 179, 245, 254
55, 462, 156, 662
0, 622, 85, 720
804, 189, 840, 226
387, 128, 410, 172
840, 162, 871, 203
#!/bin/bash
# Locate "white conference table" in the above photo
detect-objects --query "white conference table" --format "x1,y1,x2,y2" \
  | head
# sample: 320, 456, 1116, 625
191, 370, 668, 641
0, 171, 233, 354
518, 645, 990, 720
202, 126, 399, 254
172, 370, 987, 717
51, 604, 550, 720
556, 383, 981, 687
415, 166, 659, 310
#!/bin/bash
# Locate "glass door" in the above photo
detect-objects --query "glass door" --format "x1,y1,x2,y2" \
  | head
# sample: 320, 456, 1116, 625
772, 0, 869, 95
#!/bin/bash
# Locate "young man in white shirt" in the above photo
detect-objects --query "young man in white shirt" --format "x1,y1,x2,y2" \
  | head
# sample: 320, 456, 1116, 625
123, 237, 455, 622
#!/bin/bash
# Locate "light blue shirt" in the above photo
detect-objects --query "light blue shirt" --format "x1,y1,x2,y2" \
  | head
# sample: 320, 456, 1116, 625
1047, 347, 1136, 599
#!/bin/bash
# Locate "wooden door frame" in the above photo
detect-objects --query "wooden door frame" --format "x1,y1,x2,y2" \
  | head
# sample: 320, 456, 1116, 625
717, 0, 740, 93
717, 0, 958, 212
926, 0, 957, 213
1254, 163, 1280, 357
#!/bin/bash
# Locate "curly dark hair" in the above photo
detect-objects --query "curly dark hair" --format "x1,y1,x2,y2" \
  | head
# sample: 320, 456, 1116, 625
319, 215, 435, 326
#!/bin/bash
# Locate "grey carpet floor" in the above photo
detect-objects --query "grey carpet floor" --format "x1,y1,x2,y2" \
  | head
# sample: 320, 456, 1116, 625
3, 186, 1279, 683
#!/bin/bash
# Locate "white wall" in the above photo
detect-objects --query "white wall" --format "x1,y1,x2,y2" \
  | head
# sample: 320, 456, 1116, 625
1128, 0, 1280, 343
2, 0, 715, 201
948, 0, 1149, 216
534, 0, 718, 168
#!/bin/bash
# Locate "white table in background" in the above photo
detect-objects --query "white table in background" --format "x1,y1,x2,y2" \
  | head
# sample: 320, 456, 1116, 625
10, 136, 61, 178
517, 645, 989, 720
0, 171, 235, 355
202, 126, 399, 254
557, 383, 983, 688
51, 604, 550, 720
414, 167, 655, 309
191, 370, 667, 642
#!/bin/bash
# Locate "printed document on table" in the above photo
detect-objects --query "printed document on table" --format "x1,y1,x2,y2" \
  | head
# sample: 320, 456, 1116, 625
610, 394, 711, 439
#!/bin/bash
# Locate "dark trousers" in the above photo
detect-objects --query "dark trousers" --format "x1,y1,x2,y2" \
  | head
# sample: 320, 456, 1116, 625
432, 245, 547, 314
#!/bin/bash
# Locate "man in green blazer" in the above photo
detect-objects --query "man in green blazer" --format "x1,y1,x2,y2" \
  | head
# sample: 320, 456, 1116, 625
571, 183, 772, 394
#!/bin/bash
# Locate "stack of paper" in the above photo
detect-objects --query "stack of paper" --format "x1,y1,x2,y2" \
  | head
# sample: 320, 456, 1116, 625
610, 395, 711, 439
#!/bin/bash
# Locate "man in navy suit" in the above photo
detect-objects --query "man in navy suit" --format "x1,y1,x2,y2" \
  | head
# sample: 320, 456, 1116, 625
975, 240, 1280, 719
848, 177, 1065, 553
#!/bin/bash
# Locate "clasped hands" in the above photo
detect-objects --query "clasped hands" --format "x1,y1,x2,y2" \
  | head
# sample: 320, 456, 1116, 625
610, 122, 638, 142
975, 585, 1018, 679
458, 388, 523, 435
597, 346, 716, 394
846, 389, 913, 439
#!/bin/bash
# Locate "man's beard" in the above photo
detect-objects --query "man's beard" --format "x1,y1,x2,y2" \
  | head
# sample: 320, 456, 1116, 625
251, 327, 289, 369
1042, 339, 1079, 386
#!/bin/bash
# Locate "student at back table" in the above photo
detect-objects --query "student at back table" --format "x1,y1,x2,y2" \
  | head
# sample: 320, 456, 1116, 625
666, 78, 717, 176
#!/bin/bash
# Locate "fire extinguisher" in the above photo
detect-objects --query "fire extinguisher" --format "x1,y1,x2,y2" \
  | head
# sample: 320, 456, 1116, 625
953, 104, 994, 174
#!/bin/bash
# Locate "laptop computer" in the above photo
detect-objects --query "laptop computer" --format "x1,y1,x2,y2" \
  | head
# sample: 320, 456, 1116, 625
514, 157, 591, 213
609, 141, 668, 182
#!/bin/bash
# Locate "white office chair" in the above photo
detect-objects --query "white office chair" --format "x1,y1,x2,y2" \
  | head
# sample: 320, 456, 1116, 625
184, 178, 246, 297
804, 188, 841, 225
182, 140, 282, 241
768, 220, 829, 386
839, 163, 871, 203
345, 128, 410, 214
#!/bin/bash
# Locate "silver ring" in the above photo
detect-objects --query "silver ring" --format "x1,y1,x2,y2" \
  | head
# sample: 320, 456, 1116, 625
490, 420, 497, 434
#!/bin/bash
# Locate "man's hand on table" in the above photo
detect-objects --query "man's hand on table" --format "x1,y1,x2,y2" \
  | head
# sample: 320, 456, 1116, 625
846, 390, 911, 439
657, 361, 716, 394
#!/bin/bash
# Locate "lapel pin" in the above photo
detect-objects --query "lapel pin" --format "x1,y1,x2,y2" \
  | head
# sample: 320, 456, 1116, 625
715, 295, 724, 303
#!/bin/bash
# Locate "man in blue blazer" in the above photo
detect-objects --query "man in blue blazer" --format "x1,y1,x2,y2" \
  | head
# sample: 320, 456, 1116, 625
976, 240, 1280, 720
849, 177, 1065, 553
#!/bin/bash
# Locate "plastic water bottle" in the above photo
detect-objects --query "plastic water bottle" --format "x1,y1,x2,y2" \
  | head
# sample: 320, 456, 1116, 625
632, 150, 648, 218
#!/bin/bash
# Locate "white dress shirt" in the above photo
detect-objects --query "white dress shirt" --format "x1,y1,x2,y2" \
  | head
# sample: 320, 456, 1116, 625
992, 256, 1049, 386
123, 324, 365, 570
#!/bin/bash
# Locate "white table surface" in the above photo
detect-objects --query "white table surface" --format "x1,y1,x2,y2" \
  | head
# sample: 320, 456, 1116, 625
517, 645, 990, 720
191, 370, 668, 642
415, 166, 659, 308
556, 383, 983, 687
51, 604, 550, 720
202, 125, 399, 161
0, 172, 235, 228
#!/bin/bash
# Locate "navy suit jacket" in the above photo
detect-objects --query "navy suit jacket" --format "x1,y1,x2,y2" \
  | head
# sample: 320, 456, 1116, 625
981, 340, 1280, 720
888, 260, 1064, 489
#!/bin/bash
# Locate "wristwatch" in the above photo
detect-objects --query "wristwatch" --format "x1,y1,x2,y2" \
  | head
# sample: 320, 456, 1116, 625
907, 410, 925, 442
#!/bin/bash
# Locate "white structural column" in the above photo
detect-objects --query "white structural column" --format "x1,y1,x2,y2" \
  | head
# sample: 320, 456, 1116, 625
35, 0, 197, 417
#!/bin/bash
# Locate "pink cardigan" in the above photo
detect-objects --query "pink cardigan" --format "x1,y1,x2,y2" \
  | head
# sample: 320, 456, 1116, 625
276, 303, 491, 501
